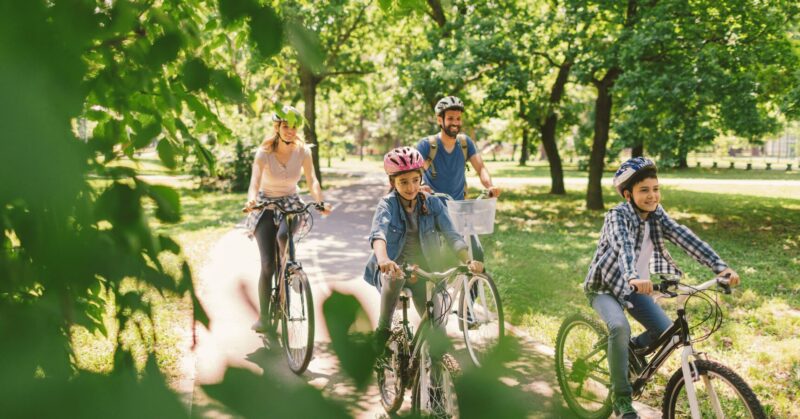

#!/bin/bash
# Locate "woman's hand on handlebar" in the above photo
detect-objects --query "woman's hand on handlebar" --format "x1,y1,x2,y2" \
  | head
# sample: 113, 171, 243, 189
718, 267, 740, 287
630, 278, 653, 295
317, 201, 332, 216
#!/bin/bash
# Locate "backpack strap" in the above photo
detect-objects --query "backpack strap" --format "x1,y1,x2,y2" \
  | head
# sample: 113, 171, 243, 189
457, 134, 470, 198
426, 135, 438, 179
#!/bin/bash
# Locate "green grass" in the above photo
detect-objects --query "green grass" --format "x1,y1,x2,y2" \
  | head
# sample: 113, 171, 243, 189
481, 185, 800, 416
482, 160, 800, 180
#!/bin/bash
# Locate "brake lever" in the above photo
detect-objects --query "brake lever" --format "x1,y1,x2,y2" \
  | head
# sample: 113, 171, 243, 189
716, 272, 732, 295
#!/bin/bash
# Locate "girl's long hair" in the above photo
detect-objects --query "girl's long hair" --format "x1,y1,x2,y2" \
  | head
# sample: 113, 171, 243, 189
260, 121, 306, 153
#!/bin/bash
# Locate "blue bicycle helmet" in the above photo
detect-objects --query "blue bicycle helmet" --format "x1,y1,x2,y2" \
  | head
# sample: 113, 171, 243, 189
613, 157, 657, 197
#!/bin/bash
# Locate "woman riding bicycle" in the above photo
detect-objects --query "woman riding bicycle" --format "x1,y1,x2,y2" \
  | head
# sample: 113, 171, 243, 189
245, 105, 331, 333
584, 157, 740, 419
365, 147, 484, 350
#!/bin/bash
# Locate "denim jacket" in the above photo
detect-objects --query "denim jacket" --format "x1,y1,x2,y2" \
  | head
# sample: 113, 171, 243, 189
364, 191, 467, 287
584, 201, 728, 303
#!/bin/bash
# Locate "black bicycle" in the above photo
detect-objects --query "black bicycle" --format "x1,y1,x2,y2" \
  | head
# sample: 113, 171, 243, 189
376, 264, 462, 418
245, 200, 325, 374
555, 274, 765, 419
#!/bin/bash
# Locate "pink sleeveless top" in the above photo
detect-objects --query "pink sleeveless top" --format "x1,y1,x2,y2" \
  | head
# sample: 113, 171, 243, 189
256, 145, 308, 197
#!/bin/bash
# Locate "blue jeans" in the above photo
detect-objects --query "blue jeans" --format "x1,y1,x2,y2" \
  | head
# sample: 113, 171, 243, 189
590, 292, 673, 396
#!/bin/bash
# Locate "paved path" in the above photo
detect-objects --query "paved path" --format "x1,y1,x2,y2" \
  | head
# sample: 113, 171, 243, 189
188, 173, 661, 418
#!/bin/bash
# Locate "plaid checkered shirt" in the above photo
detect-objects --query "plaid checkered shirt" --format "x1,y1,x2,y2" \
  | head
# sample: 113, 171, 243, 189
584, 201, 728, 303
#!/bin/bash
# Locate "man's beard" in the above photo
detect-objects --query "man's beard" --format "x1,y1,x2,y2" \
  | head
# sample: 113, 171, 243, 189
442, 124, 460, 137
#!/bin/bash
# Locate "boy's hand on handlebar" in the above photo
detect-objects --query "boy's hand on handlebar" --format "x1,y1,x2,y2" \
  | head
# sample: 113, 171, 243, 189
719, 268, 740, 287
467, 260, 484, 274
630, 278, 653, 295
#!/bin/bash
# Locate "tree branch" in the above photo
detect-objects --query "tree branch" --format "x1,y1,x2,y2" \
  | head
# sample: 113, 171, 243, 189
326, 2, 371, 68
531, 51, 558, 68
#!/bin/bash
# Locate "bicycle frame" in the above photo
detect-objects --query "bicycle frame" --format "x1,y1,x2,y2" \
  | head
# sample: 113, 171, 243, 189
628, 276, 731, 419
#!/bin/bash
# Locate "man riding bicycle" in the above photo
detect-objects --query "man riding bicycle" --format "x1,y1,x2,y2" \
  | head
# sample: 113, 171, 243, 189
416, 95, 501, 264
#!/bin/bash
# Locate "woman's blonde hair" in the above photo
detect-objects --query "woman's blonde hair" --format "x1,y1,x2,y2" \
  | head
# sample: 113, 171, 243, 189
259, 120, 307, 153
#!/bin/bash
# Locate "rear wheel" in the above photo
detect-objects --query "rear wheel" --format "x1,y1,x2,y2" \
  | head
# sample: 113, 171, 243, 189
662, 359, 766, 418
554, 313, 612, 419
458, 272, 504, 367
412, 342, 460, 418
280, 267, 314, 374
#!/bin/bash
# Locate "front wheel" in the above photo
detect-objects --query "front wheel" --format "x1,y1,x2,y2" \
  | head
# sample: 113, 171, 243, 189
555, 313, 613, 419
280, 267, 315, 374
662, 359, 766, 419
412, 343, 460, 418
377, 328, 407, 413
458, 273, 504, 367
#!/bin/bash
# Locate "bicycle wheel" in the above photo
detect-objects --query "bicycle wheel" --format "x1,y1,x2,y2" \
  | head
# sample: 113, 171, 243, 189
412, 342, 460, 418
458, 272, 504, 366
377, 328, 407, 413
280, 267, 315, 374
662, 359, 766, 419
555, 313, 613, 419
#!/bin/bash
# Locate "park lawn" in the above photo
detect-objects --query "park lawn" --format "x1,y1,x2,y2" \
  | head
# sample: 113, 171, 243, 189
480, 185, 800, 417
484, 160, 800, 181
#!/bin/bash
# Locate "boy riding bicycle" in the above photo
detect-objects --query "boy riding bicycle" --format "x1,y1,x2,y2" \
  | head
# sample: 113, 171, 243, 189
584, 157, 740, 419
364, 147, 483, 351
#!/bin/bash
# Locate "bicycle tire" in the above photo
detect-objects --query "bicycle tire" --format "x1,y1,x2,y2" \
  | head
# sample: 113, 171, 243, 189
662, 359, 766, 418
412, 342, 460, 419
280, 267, 315, 374
377, 328, 407, 413
555, 313, 613, 419
458, 272, 504, 367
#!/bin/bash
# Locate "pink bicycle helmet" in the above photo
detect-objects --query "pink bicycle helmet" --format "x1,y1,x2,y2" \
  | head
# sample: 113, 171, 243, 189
383, 147, 424, 175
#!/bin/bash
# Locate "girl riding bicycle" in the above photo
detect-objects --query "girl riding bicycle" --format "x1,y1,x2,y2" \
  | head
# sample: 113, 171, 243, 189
245, 105, 331, 333
365, 147, 483, 349
584, 157, 740, 419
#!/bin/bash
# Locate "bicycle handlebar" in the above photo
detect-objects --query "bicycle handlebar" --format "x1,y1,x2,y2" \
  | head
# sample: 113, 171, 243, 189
242, 201, 327, 215
431, 189, 494, 200
629, 273, 733, 298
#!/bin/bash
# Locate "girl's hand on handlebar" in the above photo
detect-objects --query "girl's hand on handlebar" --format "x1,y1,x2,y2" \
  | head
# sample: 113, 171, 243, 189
630, 278, 653, 295
467, 260, 484, 274
421, 185, 434, 194
378, 258, 403, 280
719, 268, 740, 287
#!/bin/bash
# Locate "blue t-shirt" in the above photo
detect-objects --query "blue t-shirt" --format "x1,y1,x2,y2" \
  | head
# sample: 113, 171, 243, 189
416, 134, 477, 201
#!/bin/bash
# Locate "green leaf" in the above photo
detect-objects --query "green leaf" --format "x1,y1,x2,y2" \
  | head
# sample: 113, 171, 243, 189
146, 32, 182, 68
210, 70, 245, 102
182, 58, 211, 92
191, 137, 216, 176
156, 138, 177, 169
147, 184, 181, 223
218, 0, 256, 23
378, 0, 393, 12
249, 7, 283, 58
322, 292, 375, 389
133, 121, 161, 149
286, 21, 325, 74
158, 235, 181, 254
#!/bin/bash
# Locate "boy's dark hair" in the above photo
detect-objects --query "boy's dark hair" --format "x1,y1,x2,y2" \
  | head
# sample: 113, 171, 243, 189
623, 167, 658, 194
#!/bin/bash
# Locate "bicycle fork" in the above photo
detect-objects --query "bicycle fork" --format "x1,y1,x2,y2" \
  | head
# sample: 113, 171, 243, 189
680, 343, 725, 419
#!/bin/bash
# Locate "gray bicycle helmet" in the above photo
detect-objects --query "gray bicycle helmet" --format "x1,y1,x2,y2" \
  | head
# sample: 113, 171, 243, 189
434, 96, 465, 116
272, 105, 305, 129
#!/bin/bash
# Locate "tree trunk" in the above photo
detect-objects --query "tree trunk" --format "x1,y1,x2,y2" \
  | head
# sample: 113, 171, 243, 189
678, 146, 688, 168
519, 125, 530, 166
538, 61, 571, 195
631, 143, 643, 157
518, 99, 529, 166
358, 115, 365, 161
300, 65, 323, 186
587, 69, 621, 210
